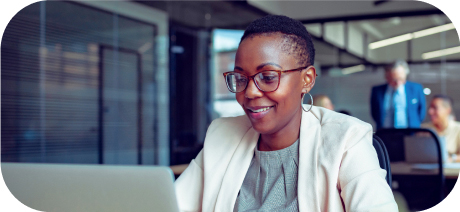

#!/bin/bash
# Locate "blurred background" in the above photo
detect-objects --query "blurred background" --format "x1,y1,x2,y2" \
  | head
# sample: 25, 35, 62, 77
2, 1, 459, 168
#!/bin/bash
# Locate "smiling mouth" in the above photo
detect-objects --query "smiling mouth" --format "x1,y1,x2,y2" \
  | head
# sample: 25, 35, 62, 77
248, 106, 273, 113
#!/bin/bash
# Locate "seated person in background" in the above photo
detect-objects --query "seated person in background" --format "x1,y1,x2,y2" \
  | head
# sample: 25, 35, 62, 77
175, 15, 397, 212
370, 60, 426, 129
422, 95, 460, 162
312, 94, 334, 110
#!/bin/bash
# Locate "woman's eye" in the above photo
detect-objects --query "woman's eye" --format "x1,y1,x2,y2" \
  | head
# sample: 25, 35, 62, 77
261, 75, 277, 83
236, 77, 247, 83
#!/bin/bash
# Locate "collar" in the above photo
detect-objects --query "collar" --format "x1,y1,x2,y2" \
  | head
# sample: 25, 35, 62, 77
211, 108, 323, 212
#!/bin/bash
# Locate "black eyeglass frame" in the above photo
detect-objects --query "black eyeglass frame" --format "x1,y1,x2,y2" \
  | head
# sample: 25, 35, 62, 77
223, 66, 310, 93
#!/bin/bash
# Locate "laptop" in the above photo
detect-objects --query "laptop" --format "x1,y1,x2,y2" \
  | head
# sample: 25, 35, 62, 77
1, 163, 180, 212
404, 135, 448, 163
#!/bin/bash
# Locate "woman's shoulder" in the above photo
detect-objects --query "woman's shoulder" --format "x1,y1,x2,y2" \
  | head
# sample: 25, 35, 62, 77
309, 106, 373, 148
310, 106, 372, 131
207, 115, 252, 134
421, 122, 434, 128
203, 115, 254, 147
452, 120, 460, 128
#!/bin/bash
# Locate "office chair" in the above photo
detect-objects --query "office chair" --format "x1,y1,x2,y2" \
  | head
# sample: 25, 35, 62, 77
372, 135, 392, 187
376, 128, 445, 211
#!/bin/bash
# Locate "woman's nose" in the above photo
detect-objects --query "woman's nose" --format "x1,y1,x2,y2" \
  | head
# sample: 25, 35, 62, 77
244, 79, 264, 99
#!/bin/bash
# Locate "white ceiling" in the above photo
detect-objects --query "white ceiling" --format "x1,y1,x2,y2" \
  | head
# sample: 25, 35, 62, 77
248, 0, 436, 21
248, 1, 460, 66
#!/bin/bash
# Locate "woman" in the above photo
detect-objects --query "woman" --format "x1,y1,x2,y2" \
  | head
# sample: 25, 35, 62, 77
422, 95, 460, 162
175, 15, 397, 212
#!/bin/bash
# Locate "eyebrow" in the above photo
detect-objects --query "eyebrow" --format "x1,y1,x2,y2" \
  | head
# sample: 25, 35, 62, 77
233, 63, 283, 72
234, 66, 244, 71
257, 63, 282, 70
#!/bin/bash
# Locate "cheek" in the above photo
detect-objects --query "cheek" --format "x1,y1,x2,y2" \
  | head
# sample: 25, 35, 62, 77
235, 92, 245, 107
269, 88, 300, 111
439, 109, 448, 117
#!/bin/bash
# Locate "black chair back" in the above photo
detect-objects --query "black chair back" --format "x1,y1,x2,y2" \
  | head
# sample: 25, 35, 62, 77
376, 128, 445, 211
372, 135, 392, 187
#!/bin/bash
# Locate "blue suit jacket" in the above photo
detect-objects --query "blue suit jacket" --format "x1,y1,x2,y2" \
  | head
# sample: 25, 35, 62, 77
370, 81, 426, 129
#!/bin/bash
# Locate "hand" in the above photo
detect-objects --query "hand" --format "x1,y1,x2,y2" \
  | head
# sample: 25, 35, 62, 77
448, 154, 460, 163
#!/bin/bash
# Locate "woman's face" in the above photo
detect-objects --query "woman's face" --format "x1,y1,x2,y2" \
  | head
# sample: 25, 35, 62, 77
428, 98, 451, 124
234, 34, 314, 135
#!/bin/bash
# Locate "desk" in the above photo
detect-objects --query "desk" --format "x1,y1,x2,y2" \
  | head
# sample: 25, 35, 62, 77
391, 162, 460, 179
171, 163, 460, 179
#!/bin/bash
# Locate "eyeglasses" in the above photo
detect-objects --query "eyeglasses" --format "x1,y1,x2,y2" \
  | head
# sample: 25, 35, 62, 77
223, 66, 309, 93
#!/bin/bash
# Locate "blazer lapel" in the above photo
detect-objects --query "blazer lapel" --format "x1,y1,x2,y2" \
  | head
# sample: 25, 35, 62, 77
213, 127, 259, 211
209, 108, 322, 211
298, 107, 322, 211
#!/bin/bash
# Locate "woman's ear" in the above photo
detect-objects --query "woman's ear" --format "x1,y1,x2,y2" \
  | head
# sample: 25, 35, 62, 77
301, 66, 316, 93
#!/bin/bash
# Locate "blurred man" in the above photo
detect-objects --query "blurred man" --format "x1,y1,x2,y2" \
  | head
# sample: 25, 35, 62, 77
422, 95, 460, 162
371, 60, 426, 129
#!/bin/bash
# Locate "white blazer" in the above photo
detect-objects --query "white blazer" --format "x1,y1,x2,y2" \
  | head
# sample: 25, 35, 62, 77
175, 106, 398, 212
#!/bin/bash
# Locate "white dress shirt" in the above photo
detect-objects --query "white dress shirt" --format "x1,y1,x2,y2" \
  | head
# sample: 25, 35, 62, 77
383, 85, 408, 128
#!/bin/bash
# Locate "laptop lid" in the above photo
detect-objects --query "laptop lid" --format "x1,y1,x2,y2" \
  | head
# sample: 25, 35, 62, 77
1, 163, 179, 212
404, 135, 447, 163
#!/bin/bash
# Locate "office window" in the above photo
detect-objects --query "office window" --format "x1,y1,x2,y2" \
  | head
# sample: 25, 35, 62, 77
1, 1, 161, 164
212, 29, 245, 118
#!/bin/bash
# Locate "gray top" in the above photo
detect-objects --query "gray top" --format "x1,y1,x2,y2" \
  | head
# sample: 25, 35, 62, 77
234, 139, 299, 212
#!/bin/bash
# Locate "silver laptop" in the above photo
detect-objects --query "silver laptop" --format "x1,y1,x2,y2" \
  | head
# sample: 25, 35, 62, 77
1, 163, 179, 212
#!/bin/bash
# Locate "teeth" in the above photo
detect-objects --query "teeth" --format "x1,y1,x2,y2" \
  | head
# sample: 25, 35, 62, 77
250, 107, 271, 113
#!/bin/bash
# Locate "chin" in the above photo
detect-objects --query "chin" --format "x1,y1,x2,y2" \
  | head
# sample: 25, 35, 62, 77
248, 119, 275, 135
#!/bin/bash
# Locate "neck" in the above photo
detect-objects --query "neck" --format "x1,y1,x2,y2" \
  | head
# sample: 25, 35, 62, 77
434, 118, 449, 132
258, 107, 302, 151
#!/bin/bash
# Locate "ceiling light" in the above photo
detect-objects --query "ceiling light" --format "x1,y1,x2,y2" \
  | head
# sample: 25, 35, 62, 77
342, 64, 366, 75
369, 33, 413, 49
412, 23, 455, 38
369, 23, 455, 50
422, 46, 460, 59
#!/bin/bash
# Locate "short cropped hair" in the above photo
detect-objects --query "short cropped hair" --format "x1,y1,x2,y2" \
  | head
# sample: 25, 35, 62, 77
240, 15, 315, 67
433, 94, 454, 109
385, 59, 410, 75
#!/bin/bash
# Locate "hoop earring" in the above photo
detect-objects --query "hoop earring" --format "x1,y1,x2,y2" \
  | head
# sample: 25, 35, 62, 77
301, 93, 313, 112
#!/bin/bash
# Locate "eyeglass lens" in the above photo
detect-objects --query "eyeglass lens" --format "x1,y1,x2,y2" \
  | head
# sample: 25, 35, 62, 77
225, 71, 280, 93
